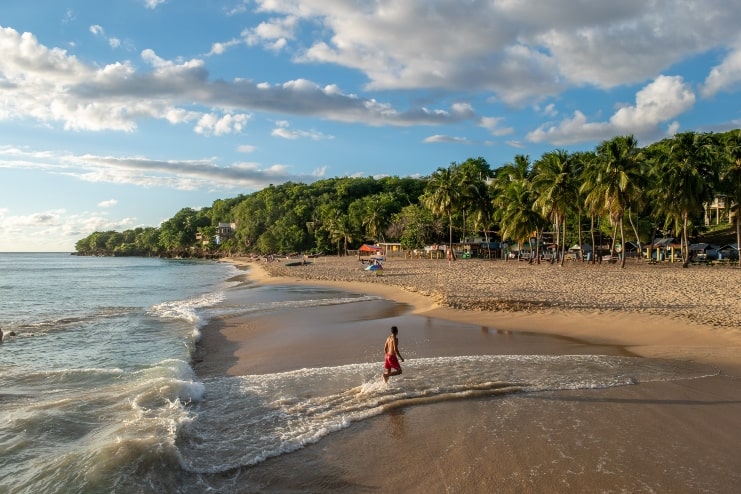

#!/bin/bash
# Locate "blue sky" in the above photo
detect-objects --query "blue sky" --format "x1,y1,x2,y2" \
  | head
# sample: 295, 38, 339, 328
2, 1, 741, 251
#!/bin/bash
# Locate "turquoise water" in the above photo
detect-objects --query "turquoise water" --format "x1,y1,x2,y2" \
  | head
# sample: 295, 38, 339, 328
0, 253, 718, 493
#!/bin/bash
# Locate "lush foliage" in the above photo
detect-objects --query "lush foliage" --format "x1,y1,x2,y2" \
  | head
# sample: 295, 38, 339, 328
75, 131, 740, 265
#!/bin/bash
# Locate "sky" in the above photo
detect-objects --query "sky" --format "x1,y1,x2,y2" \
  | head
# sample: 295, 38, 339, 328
1, 1, 741, 252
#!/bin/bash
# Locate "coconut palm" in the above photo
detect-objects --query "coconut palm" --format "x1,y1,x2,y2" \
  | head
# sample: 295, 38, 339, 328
649, 132, 719, 267
327, 213, 354, 256
457, 158, 493, 244
492, 155, 545, 260
571, 150, 597, 259
422, 165, 462, 249
532, 149, 576, 265
591, 135, 645, 268
720, 130, 741, 252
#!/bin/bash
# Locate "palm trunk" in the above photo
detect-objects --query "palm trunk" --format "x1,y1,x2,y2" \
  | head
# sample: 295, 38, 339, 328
560, 217, 566, 267
577, 210, 584, 261
682, 213, 690, 268
590, 216, 596, 264
627, 209, 642, 262
448, 212, 453, 251
736, 213, 740, 262
619, 219, 626, 268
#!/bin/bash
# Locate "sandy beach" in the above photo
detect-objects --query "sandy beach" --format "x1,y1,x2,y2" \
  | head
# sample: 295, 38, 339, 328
197, 256, 741, 493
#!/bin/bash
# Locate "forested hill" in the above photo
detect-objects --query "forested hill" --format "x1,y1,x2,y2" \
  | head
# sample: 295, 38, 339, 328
75, 130, 741, 266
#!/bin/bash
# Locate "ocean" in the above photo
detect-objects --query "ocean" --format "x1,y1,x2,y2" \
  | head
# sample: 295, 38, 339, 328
0, 253, 719, 493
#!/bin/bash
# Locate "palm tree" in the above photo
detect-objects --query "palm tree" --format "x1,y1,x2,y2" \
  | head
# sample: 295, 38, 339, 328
649, 132, 719, 267
328, 213, 354, 256
532, 149, 575, 265
467, 180, 495, 254
571, 151, 598, 260
422, 165, 462, 249
592, 135, 645, 268
491, 155, 544, 260
720, 130, 741, 252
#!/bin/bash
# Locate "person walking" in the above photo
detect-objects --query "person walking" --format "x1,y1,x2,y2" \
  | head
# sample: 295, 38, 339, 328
382, 326, 404, 383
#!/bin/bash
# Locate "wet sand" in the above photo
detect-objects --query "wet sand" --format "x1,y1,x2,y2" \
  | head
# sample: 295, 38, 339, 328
196, 257, 741, 492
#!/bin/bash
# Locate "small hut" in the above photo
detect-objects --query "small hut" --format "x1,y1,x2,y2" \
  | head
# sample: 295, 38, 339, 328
357, 244, 384, 262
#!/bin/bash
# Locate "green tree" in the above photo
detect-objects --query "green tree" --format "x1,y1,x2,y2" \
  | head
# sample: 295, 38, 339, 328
422, 165, 461, 249
491, 155, 544, 258
591, 135, 645, 268
327, 213, 355, 256
719, 130, 741, 252
649, 132, 719, 267
532, 149, 575, 264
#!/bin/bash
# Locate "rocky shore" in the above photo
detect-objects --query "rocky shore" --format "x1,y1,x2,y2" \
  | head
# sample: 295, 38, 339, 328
248, 255, 741, 330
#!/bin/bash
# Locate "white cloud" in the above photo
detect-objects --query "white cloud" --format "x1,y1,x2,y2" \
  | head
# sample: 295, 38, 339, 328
506, 140, 526, 149
701, 44, 741, 97
0, 207, 138, 252
479, 116, 514, 136
526, 75, 695, 145
194, 112, 251, 136
0, 145, 322, 194
207, 38, 241, 56
98, 199, 118, 208
242, 16, 298, 52
145, 0, 167, 9
0, 27, 475, 133
237, 144, 257, 153
252, 0, 741, 105
270, 121, 334, 140
423, 135, 472, 144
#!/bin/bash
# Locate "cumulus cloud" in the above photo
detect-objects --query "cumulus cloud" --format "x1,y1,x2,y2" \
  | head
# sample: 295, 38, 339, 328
98, 199, 118, 208
526, 75, 695, 145
0, 26, 474, 133
701, 44, 741, 97
242, 16, 298, 52
0, 207, 138, 252
194, 112, 251, 136
479, 116, 514, 136
252, 0, 741, 105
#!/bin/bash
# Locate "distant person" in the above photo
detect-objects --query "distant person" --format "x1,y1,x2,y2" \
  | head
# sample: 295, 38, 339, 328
383, 326, 404, 383
0, 327, 3, 342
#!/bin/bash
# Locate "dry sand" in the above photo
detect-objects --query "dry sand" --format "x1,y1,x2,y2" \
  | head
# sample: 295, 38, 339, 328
198, 256, 741, 493
239, 256, 741, 375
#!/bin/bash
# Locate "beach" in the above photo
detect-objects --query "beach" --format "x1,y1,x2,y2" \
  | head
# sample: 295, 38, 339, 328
198, 256, 741, 493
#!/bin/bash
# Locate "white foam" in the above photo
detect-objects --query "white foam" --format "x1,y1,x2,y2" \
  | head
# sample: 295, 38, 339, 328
178, 354, 718, 473
149, 291, 225, 328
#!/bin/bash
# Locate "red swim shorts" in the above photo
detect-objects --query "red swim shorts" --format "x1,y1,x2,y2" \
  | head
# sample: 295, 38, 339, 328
384, 354, 401, 371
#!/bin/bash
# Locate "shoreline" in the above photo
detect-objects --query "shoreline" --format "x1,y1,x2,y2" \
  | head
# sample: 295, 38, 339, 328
224, 256, 741, 375
194, 256, 741, 492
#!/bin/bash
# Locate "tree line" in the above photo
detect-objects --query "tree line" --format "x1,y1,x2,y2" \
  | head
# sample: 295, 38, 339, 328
75, 129, 741, 268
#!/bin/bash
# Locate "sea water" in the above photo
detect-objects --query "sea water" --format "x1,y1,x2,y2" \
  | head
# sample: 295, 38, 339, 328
0, 253, 718, 493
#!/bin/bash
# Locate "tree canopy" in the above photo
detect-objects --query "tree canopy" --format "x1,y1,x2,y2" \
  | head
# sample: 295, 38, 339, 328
74, 131, 740, 266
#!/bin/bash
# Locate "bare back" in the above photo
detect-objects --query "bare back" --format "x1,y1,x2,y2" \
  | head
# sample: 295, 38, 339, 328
384, 334, 398, 356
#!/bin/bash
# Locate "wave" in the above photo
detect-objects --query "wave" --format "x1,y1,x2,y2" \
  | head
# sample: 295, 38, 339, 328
176, 355, 718, 473
149, 291, 226, 342
205, 293, 382, 320
7, 307, 137, 335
